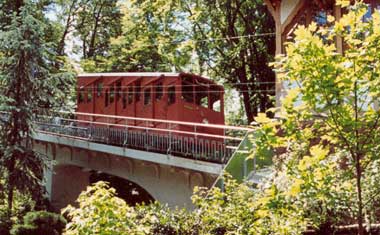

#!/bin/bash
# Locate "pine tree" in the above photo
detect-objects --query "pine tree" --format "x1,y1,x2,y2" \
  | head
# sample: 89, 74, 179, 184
0, 0, 72, 218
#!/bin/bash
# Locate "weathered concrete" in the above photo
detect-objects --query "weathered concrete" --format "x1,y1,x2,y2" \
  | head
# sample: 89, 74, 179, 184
33, 134, 220, 211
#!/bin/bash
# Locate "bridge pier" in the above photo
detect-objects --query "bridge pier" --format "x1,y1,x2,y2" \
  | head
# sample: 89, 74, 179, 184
34, 139, 219, 211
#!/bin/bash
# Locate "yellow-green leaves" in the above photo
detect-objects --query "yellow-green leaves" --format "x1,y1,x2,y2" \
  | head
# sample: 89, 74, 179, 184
255, 113, 272, 124
336, 0, 350, 8
282, 88, 300, 109
263, 2, 380, 230
288, 178, 304, 197
327, 15, 335, 23
310, 145, 329, 160
63, 182, 147, 235
373, 10, 380, 35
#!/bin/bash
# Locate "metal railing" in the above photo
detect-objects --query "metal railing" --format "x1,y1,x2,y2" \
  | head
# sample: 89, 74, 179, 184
1, 111, 252, 164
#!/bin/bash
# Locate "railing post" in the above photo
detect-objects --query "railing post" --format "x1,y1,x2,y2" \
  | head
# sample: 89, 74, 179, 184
124, 119, 128, 146
145, 120, 149, 150
223, 128, 226, 161
89, 115, 93, 140
194, 125, 197, 158
107, 116, 110, 144
168, 123, 172, 155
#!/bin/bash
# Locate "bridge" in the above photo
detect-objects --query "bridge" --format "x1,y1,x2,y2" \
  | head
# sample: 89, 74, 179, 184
26, 112, 265, 210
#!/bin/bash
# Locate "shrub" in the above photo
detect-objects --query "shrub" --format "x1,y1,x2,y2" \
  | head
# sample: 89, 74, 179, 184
10, 211, 66, 235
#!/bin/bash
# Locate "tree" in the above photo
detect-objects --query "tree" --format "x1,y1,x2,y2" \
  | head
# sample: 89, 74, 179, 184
63, 178, 309, 235
55, 0, 81, 57
0, 0, 72, 220
63, 182, 146, 235
74, 0, 122, 60
10, 211, 66, 235
82, 0, 193, 72
270, 1, 380, 234
81, 0, 275, 123
182, 0, 276, 122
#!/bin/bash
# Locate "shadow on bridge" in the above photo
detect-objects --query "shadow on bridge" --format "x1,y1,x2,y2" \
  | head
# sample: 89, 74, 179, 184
89, 172, 154, 206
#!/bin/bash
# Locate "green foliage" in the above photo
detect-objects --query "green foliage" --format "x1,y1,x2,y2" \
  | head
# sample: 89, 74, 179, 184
79, 0, 275, 123
73, 0, 122, 60
0, 0, 74, 221
81, 0, 192, 72
63, 181, 149, 235
57, 2, 380, 234
10, 211, 66, 235
186, 0, 276, 122
250, 1, 380, 233
63, 179, 308, 235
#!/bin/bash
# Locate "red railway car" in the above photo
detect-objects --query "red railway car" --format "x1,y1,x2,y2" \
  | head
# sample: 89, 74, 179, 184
77, 72, 225, 134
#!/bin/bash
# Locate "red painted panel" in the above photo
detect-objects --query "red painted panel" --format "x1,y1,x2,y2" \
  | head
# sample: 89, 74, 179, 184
76, 73, 225, 135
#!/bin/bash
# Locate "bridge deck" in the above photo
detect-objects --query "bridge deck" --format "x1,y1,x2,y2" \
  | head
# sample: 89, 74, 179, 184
33, 112, 250, 164
35, 131, 224, 174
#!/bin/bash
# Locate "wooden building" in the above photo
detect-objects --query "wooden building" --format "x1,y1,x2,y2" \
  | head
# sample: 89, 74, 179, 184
263, 0, 380, 106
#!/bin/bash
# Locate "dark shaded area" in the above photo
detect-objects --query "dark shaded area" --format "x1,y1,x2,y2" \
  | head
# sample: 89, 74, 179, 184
10, 211, 66, 235
89, 172, 154, 206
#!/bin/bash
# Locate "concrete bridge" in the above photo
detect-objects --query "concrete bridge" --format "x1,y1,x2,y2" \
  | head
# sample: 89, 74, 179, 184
31, 112, 257, 210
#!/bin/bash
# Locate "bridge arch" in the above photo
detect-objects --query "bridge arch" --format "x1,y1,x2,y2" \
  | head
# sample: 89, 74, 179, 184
89, 171, 154, 206
36, 141, 218, 211
50, 163, 156, 209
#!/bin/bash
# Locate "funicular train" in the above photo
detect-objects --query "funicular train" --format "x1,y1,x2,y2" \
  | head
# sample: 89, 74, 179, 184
76, 72, 232, 163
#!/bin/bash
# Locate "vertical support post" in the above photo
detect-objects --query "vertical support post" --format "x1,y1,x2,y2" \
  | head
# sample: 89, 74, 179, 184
89, 115, 93, 140
194, 125, 198, 158
334, 5, 343, 54
223, 128, 226, 161
124, 119, 128, 146
305, 1, 312, 26
107, 116, 110, 144
145, 120, 149, 150
274, 0, 283, 108
44, 156, 53, 200
168, 123, 172, 155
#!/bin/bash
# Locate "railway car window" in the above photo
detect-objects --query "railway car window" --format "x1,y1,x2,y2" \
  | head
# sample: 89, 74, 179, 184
116, 81, 121, 100
212, 100, 221, 112
105, 90, 109, 107
122, 89, 127, 109
97, 83, 103, 97
78, 89, 84, 103
87, 88, 92, 103
182, 81, 194, 103
155, 83, 163, 100
144, 88, 151, 105
210, 88, 221, 112
195, 86, 208, 108
135, 81, 141, 102
168, 86, 175, 105
128, 87, 133, 104
110, 86, 115, 103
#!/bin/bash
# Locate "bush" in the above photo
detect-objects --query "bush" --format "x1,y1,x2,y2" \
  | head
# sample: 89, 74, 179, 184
0, 218, 11, 235
10, 211, 66, 235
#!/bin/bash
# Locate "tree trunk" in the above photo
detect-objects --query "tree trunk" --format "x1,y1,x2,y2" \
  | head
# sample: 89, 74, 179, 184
236, 65, 254, 123
6, 0, 24, 218
6, 157, 15, 217
242, 87, 254, 123
57, 0, 78, 56
355, 153, 364, 235
87, 3, 103, 58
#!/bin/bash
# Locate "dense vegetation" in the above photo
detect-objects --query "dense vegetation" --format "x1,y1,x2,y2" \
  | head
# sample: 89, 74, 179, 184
50, 0, 276, 123
62, 1, 380, 235
0, 0, 73, 233
1, 0, 380, 234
